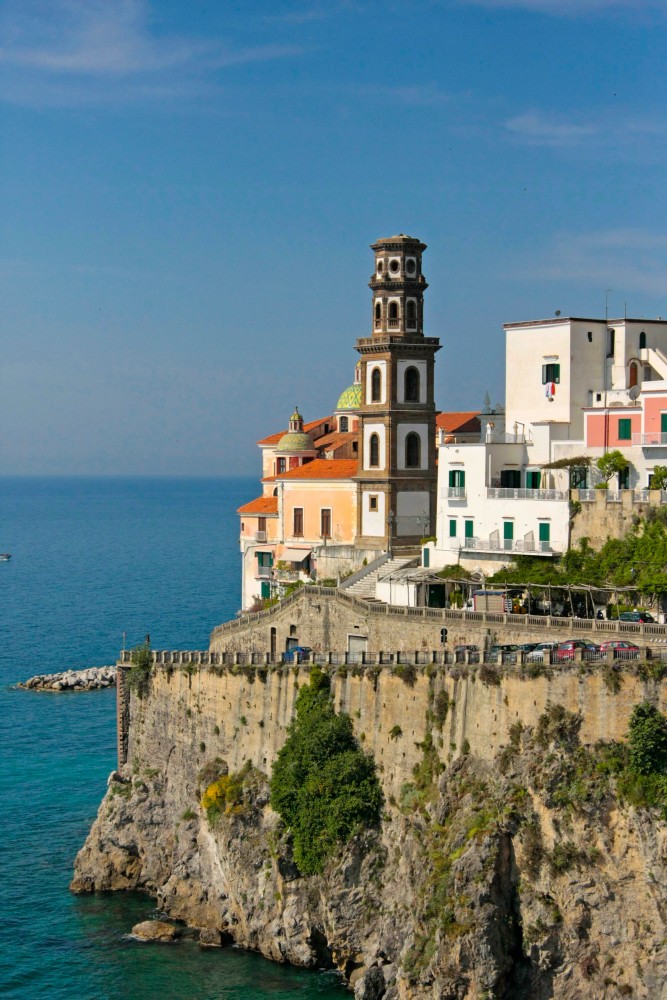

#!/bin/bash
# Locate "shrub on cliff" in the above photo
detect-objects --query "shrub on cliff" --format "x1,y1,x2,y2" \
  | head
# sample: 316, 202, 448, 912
127, 643, 152, 697
269, 666, 383, 875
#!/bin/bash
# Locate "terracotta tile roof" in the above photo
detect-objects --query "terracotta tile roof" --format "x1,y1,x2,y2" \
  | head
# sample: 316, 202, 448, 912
266, 458, 358, 482
314, 431, 357, 450
436, 411, 481, 434
257, 416, 332, 447
237, 495, 279, 515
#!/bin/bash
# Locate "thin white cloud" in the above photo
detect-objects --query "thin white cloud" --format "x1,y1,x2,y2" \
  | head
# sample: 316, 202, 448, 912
506, 112, 598, 147
459, 0, 665, 15
0, 0, 302, 106
350, 82, 452, 107
524, 229, 667, 297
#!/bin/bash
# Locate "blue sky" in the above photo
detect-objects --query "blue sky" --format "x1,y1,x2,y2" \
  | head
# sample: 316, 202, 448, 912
1, 0, 666, 475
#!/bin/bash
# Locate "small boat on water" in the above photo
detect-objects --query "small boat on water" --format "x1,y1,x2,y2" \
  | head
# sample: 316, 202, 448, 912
0, 554, 11, 561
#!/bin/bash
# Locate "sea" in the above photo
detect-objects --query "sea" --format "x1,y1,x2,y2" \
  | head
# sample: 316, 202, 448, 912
0, 477, 347, 1000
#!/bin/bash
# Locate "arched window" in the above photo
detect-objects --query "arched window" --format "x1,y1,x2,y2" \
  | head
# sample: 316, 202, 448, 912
371, 367, 381, 402
405, 432, 420, 468
629, 362, 638, 388
339, 415, 349, 432
388, 301, 399, 320
639, 331, 647, 349
374, 301, 381, 323
369, 433, 380, 467
405, 366, 420, 402
406, 300, 417, 325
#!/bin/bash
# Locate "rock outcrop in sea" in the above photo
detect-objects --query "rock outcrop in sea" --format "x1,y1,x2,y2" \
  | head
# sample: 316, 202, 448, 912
18, 666, 116, 691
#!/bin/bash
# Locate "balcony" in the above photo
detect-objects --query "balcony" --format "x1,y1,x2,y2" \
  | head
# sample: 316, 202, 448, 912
461, 536, 555, 555
256, 565, 272, 578
632, 432, 667, 446
254, 530, 267, 542
445, 487, 466, 499
486, 488, 569, 501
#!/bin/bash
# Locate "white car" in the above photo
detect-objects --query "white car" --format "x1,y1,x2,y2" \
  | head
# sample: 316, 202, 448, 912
525, 641, 560, 662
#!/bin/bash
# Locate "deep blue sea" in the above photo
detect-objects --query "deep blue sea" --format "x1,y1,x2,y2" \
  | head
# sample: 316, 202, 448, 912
0, 477, 346, 1000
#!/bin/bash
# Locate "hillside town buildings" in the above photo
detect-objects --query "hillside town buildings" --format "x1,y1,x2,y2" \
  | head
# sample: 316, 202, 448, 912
238, 234, 667, 609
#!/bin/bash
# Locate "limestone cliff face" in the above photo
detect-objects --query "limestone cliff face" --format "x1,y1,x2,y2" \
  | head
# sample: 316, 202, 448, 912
73, 681, 667, 1000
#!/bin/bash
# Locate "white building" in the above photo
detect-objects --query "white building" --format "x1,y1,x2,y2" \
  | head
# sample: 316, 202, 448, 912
428, 316, 667, 575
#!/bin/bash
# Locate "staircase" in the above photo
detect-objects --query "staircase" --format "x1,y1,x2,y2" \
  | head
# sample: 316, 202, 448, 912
342, 554, 419, 600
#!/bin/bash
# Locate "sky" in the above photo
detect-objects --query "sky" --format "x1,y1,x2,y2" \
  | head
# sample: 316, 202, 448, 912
1, 0, 667, 475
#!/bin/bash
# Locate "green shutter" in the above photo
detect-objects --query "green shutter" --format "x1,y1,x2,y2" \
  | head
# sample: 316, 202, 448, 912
526, 470, 541, 489
261, 582, 270, 598
539, 523, 550, 542
448, 470, 455, 487
464, 520, 473, 539
618, 418, 631, 441
423, 547, 430, 568
503, 522, 514, 540
661, 413, 667, 434
449, 519, 457, 537
553, 363, 560, 384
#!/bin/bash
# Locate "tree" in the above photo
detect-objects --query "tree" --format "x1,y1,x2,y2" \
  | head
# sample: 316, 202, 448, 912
596, 450, 629, 487
650, 466, 667, 491
270, 667, 383, 874
627, 702, 667, 776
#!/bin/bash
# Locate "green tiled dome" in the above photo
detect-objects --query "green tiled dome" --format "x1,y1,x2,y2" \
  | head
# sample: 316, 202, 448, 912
277, 430, 314, 452
336, 383, 362, 411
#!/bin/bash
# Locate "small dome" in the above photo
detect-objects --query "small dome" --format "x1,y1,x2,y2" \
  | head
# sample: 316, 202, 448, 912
277, 429, 314, 453
336, 383, 362, 412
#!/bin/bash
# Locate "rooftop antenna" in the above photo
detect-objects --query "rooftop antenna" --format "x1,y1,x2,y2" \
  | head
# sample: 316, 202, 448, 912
605, 288, 613, 323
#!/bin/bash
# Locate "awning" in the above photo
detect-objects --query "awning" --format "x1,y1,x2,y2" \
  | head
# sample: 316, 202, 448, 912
280, 547, 312, 563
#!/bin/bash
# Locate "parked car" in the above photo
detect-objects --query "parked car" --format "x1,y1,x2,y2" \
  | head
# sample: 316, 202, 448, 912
525, 641, 560, 662
598, 640, 641, 659
517, 642, 537, 652
553, 639, 600, 662
488, 643, 519, 663
619, 611, 655, 623
454, 644, 480, 663
283, 646, 313, 663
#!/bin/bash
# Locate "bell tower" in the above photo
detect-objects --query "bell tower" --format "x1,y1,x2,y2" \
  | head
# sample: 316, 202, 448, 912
355, 234, 440, 551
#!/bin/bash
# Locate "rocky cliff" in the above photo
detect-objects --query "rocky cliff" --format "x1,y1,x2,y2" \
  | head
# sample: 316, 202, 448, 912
72, 664, 667, 1000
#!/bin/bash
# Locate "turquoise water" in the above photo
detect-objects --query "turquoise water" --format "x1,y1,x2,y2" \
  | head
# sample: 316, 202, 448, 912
0, 477, 347, 999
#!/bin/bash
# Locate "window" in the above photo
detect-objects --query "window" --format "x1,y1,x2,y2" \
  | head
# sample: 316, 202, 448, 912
541, 363, 560, 384
618, 418, 631, 441
449, 519, 457, 537
257, 551, 273, 567
448, 469, 465, 487
277, 457, 286, 474
374, 301, 381, 322
539, 523, 550, 544
339, 415, 348, 432
258, 517, 267, 533
639, 331, 647, 350
371, 367, 381, 402
526, 470, 541, 489
405, 432, 420, 467
369, 495, 378, 511
608, 328, 615, 358
662, 413, 667, 435
388, 301, 399, 320
404, 366, 420, 402
352, 440, 358, 453
423, 547, 430, 568
503, 522, 514, 548
570, 466, 588, 489
500, 470, 521, 488
619, 466, 630, 489
293, 508, 303, 536
320, 508, 331, 538
464, 520, 474, 539
369, 433, 380, 467
629, 362, 638, 389
406, 300, 417, 325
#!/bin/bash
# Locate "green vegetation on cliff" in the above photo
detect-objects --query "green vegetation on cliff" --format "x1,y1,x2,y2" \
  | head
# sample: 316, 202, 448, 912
270, 666, 383, 875
127, 643, 152, 697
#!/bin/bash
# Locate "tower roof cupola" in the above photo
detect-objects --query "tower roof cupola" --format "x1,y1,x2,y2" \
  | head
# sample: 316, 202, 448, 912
368, 234, 429, 340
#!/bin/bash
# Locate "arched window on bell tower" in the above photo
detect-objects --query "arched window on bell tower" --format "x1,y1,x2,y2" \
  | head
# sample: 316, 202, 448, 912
405, 432, 420, 468
629, 361, 638, 389
639, 331, 647, 350
388, 301, 399, 327
369, 433, 380, 467
374, 301, 382, 326
405, 366, 420, 402
406, 299, 417, 329
371, 367, 381, 402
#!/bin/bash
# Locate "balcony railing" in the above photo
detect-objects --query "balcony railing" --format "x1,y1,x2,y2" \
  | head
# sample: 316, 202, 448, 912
632, 432, 667, 446
254, 530, 267, 542
256, 566, 272, 578
446, 487, 466, 499
461, 536, 554, 555
486, 488, 569, 501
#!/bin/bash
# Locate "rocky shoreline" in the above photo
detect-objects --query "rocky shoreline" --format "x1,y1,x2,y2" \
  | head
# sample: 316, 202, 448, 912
18, 666, 116, 692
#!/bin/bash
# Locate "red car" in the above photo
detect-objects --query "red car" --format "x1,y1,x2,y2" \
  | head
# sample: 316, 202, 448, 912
553, 640, 600, 662
598, 640, 640, 659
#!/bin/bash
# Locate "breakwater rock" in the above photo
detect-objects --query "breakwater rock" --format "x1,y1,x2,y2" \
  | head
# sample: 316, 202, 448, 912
18, 666, 116, 691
